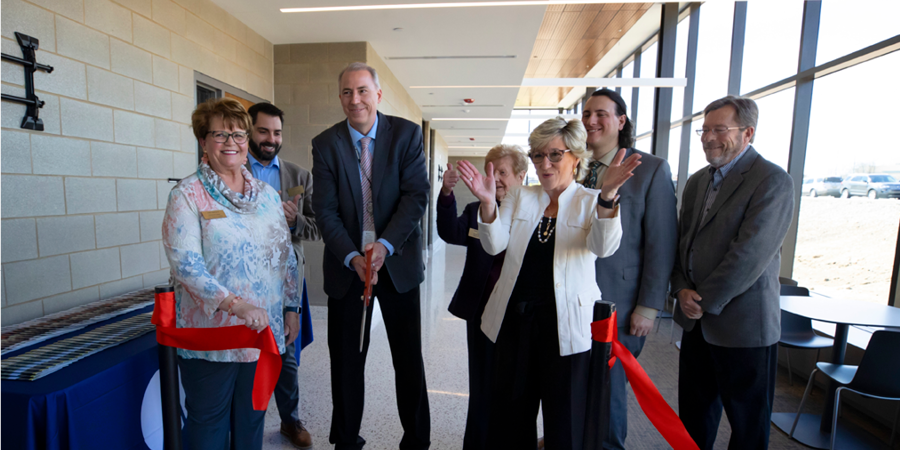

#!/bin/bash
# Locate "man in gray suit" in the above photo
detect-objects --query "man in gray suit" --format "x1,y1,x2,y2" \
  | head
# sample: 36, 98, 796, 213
311, 63, 430, 450
246, 102, 320, 449
671, 96, 794, 450
581, 88, 678, 450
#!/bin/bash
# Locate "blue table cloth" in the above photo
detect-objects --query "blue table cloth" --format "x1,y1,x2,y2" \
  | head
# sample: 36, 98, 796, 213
1, 281, 313, 450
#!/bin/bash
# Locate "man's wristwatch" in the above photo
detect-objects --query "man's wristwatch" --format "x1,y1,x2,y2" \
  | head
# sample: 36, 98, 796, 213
597, 192, 617, 209
283, 306, 301, 314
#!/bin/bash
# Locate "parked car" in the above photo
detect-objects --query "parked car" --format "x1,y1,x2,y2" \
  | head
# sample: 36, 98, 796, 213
802, 176, 843, 197
840, 173, 900, 199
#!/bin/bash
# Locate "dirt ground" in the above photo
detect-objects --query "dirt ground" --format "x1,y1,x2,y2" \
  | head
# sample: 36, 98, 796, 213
793, 196, 900, 304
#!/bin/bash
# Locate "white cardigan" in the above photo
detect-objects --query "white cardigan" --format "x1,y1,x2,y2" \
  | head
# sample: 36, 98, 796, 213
478, 181, 622, 356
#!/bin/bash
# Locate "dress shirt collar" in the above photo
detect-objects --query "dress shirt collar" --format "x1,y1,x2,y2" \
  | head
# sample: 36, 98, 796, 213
591, 146, 619, 167
347, 114, 378, 148
247, 152, 279, 170
711, 144, 750, 183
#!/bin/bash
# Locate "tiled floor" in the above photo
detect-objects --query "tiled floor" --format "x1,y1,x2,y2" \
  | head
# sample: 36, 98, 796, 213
262, 244, 898, 449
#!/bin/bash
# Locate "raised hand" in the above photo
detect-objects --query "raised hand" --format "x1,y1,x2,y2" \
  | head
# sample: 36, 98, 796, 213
441, 162, 459, 196
456, 160, 496, 204
600, 149, 642, 200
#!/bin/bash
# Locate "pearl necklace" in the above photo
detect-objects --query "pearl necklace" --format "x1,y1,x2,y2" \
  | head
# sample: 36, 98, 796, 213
538, 216, 556, 244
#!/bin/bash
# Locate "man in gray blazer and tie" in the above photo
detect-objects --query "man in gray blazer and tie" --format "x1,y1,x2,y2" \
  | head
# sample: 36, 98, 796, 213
312, 63, 431, 450
246, 102, 320, 449
581, 88, 678, 450
671, 96, 794, 450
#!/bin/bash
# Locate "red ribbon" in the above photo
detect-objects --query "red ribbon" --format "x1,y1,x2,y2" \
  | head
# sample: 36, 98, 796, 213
151, 291, 282, 411
591, 311, 699, 450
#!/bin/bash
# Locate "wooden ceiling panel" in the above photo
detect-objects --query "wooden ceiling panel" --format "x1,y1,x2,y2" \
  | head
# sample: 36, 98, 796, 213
541, 39, 566, 60
537, 12, 561, 39
584, 11, 618, 40
551, 12, 581, 40
517, 3, 652, 107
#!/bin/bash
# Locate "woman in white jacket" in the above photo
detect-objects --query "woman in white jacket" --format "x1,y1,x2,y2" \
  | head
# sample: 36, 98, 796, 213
456, 117, 641, 450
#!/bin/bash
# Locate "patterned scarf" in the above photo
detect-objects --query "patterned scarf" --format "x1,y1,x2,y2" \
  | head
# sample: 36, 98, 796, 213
197, 162, 260, 214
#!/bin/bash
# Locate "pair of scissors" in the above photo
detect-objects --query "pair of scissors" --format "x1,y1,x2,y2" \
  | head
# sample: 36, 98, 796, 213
359, 247, 375, 352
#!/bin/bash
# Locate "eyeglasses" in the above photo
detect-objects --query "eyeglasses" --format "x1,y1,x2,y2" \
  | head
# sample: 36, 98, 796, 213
695, 126, 747, 137
207, 131, 249, 144
529, 149, 571, 164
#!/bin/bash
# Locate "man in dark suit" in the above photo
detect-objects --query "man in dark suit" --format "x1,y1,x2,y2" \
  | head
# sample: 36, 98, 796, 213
245, 102, 319, 449
311, 62, 431, 450
580, 88, 678, 450
671, 96, 794, 450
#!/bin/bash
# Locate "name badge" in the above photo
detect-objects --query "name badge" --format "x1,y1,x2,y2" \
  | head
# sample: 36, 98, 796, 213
201, 210, 227, 220
468, 228, 480, 239
287, 185, 305, 198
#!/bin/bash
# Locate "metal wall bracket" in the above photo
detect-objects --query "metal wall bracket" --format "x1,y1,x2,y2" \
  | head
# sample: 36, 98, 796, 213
1, 32, 54, 131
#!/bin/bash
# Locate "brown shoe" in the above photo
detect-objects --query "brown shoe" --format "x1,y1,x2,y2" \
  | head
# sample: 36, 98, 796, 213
280, 420, 313, 449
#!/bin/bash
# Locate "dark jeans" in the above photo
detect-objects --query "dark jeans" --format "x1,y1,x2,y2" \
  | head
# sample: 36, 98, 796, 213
678, 324, 778, 450
603, 326, 646, 450
463, 317, 494, 450
327, 270, 431, 450
178, 357, 265, 450
275, 340, 300, 425
486, 301, 590, 450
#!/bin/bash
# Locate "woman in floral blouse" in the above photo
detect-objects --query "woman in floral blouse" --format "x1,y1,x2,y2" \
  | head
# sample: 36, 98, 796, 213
162, 97, 299, 449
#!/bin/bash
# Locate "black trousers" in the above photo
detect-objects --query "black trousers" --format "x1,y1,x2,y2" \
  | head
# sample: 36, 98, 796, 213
603, 326, 646, 450
274, 340, 300, 425
327, 270, 431, 450
678, 323, 778, 450
463, 316, 494, 450
486, 301, 590, 450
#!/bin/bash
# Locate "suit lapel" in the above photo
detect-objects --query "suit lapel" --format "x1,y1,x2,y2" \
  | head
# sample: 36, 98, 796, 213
336, 124, 364, 227
279, 162, 291, 201
371, 112, 391, 201
697, 147, 759, 232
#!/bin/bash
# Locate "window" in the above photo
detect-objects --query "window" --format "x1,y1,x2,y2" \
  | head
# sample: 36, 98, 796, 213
687, 116, 707, 176
636, 42, 658, 136
740, 1, 803, 93
816, 0, 900, 65
621, 60, 635, 117
794, 50, 900, 305
668, 125, 684, 183
692, 0, 734, 113
749, 87, 795, 171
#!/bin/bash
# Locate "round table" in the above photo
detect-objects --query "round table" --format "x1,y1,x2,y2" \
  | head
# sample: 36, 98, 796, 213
772, 295, 900, 449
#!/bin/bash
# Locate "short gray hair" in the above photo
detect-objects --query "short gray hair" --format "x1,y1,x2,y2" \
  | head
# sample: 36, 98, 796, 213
485, 144, 528, 175
704, 95, 759, 143
528, 116, 590, 180
338, 62, 380, 90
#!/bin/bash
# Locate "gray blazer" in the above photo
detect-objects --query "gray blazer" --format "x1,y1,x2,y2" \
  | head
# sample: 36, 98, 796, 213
671, 147, 794, 348
594, 148, 678, 328
244, 157, 320, 279
311, 112, 429, 299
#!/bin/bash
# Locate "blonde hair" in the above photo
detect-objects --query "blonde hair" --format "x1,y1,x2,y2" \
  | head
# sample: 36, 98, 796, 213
528, 116, 590, 180
191, 98, 252, 141
484, 144, 528, 175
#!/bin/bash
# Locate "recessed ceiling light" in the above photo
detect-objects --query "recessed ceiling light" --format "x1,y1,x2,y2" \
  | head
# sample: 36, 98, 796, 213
281, 1, 642, 13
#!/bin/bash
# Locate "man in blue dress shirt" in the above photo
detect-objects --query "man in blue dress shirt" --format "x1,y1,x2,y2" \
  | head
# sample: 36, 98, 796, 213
246, 102, 320, 449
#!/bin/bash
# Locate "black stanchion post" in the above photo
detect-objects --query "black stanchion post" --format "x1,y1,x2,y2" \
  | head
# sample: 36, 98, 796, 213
583, 300, 615, 450
155, 285, 183, 450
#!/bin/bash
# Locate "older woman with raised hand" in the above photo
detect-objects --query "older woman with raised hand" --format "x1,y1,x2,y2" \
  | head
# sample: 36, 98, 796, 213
162, 98, 300, 450
436, 144, 528, 450
456, 117, 641, 450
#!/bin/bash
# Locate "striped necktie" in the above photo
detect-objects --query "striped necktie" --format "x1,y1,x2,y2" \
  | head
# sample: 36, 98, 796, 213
359, 137, 375, 232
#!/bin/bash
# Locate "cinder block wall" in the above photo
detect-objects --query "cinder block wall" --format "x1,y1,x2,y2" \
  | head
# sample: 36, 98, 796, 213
0, 0, 274, 326
272, 41, 424, 306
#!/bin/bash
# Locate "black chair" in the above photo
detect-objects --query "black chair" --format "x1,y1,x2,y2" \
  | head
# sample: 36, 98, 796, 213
779, 285, 832, 386
780, 277, 800, 287
790, 330, 900, 449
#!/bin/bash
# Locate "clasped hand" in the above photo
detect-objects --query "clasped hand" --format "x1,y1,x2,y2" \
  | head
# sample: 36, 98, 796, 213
678, 289, 704, 320
350, 242, 387, 285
